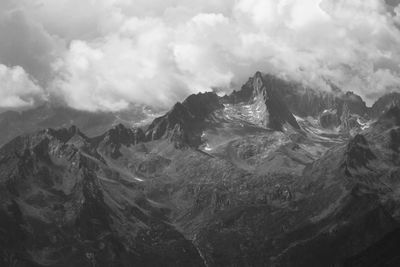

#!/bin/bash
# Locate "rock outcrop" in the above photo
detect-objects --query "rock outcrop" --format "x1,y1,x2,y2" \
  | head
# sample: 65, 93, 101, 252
252, 72, 301, 131
342, 134, 376, 176
340, 103, 361, 132
320, 109, 339, 128
370, 92, 400, 118
145, 92, 223, 147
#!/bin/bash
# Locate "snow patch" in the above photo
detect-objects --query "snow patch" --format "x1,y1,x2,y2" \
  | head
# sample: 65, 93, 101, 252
204, 143, 213, 151
357, 118, 371, 130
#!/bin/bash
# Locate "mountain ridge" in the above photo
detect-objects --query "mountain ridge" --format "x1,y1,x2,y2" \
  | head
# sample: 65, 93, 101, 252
0, 71, 400, 266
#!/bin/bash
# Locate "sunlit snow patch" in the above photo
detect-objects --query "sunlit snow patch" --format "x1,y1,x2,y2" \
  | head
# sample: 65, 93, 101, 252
204, 143, 213, 151
357, 118, 371, 130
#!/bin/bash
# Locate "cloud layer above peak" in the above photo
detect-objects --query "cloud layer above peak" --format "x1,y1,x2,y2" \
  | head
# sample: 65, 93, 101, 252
0, 0, 400, 111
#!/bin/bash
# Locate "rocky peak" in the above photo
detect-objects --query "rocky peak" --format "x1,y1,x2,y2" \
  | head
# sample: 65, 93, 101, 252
222, 77, 254, 104
145, 102, 193, 142
167, 102, 194, 125
145, 92, 222, 147
252, 72, 301, 131
340, 103, 361, 133
182, 91, 223, 119
101, 124, 145, 158
340, 91, 368, 117
370, 92, 400, 118
104, 123, 145, 147
46, 125, 85, 143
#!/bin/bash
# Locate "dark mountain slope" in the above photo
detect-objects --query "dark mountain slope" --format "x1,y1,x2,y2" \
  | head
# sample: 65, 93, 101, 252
370, 92, 400, 118
145, 92, 222, 148
252, 72, 301, 131
0, 128, 204, 267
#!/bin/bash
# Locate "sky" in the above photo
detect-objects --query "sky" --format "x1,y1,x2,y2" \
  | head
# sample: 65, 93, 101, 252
0, 0, 400, 111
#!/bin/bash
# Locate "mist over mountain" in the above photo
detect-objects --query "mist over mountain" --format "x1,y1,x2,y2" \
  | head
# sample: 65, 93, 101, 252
0, 103, 164, 147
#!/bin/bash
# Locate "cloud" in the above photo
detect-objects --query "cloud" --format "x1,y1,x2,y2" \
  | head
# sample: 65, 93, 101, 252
1, 0, 400, 111
0, 2, 63, 85
0, 64, 46, 110
50, 18, 190, 111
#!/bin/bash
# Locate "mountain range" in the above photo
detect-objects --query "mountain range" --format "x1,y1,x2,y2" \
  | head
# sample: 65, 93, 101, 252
1, 72, 400, 266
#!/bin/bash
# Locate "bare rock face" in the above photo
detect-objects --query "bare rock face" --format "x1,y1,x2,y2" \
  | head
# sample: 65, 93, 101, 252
221, 77, 254, 104
340, 103, 362, 133
104, 124, 145, 146
320, 109, 339, 128
225, 72, 368, 133
390, 128, 400, 153
380, 105, 400, 126
102, 124, 145, 158
182, 92, 222, 119
252, 72, 301, 131
145, 92, 223, 147
145, 102, 196, 147
342, 134, 376, 176
370, 92, 400, 118
340, 91, 368, 117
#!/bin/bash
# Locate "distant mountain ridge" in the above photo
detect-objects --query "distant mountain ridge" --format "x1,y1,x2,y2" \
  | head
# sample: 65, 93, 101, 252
1, 71, 399, 149
0, 103, 162, 147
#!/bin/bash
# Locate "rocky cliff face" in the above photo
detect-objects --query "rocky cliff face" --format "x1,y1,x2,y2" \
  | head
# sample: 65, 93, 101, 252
370, 92, 400, 118
145, 92, 223, 148
225, 72, 369, 132
101, 124, 145, 158
320, 109, 339, 128
252, 72, 301, 131
341, 134, 376, 176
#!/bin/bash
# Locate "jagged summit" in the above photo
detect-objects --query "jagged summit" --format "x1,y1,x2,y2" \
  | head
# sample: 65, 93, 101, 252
182, 92, 222, 119
222, 72, 302, 131
252, 72, 301, 131
341, 91, 368, 116
46, 125, 86, 142
145, 92, 222, 147
224, 72, 370, 132
103, 123, 145, 146
222, 77, 254, 104
101, 124, 145, 158
370, 92, 400, 118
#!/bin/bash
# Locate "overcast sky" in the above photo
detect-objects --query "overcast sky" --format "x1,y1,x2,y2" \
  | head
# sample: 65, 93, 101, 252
0, 0, 400, 111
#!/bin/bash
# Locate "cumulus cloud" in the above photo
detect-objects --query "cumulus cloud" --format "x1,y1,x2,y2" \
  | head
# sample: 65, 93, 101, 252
0, 1, 63, 85
0, 64, 46, 110
1, 0, 400, 111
